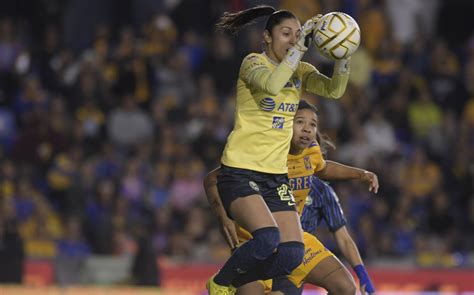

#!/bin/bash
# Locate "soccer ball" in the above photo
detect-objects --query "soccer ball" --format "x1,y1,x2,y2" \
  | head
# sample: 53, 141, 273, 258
312, 12, 361, 60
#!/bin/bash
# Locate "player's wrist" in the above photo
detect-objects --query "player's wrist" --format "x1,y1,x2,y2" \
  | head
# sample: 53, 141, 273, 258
353, 264, 366, 274
217, 213, 229, 222
358, 170, 368, 180
334, 57, 350, 74
283, 47, 304, 71
354, 264, 375, 292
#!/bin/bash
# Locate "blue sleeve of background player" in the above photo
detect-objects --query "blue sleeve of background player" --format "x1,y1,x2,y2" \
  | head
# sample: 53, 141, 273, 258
300, 176, 326, 233
301, 197, 317, 233
316, 177, 347, 232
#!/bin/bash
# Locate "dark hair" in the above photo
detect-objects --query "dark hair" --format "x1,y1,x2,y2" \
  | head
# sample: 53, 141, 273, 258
216, 5, 297, 35
298, 99, 336, 153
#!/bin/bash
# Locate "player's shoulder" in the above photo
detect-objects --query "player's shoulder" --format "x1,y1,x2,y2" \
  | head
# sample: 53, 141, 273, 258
242, 52, 266, 64
240, 53, 267, 74
310, 176, 332, 199
305, 142, 322, 155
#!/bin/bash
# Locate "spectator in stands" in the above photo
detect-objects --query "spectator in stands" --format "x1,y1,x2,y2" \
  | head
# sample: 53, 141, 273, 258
55, 217, 90, 285
107, 94, 153, 147
0, 205, 24, 283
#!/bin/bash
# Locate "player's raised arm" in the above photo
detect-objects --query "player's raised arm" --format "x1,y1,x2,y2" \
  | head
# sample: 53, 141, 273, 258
303, 12, 360, 99
302, 59, 351, 99
315, 160, 379, 193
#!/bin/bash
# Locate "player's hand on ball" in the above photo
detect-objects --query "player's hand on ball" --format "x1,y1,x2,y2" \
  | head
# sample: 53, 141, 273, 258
303, 14, 323, 35
295, 14, 323, 52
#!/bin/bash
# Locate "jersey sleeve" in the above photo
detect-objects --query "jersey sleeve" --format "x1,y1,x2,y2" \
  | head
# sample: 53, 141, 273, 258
309, 143, 326, 174
239, 54, 295, 96
300, 194, 320, 234
317, 178, 347, 232
300, 62, 349, 99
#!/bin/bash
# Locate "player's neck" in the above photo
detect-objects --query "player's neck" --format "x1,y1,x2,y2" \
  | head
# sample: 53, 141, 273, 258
263, 51, 279, 65
289, 146, 304, 155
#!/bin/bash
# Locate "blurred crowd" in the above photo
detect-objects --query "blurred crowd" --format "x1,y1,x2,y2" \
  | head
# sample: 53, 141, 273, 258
0, 0, 474, 285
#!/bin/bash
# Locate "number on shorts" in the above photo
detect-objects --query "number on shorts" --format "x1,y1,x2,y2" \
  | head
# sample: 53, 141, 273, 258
277, 184, 296, 206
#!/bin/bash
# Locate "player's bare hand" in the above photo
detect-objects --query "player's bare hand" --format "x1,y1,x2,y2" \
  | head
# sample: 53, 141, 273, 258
218, 216, 239, 249
361, 171, 379, 194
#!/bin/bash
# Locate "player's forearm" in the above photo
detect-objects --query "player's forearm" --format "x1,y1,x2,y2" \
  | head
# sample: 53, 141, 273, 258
316, 160, 365, 181
203, 168, 227, 220
338, 237, 364, 267
304, 62, 350, 99
245, 62, 295, 95
334, 228, 364, 267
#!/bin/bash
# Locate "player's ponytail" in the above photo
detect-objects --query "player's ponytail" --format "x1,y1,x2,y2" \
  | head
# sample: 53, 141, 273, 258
316, 131, 335, 155
216, 5, 276, 35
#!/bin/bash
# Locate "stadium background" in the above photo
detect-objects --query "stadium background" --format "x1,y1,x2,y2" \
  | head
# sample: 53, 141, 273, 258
0, 0, 473, 294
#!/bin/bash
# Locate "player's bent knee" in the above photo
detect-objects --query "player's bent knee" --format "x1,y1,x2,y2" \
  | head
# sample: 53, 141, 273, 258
276, 241, 305, 274
251, 227, 281, 260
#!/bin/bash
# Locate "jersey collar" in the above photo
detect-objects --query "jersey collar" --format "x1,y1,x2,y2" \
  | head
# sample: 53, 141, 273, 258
263, 51, 279, 66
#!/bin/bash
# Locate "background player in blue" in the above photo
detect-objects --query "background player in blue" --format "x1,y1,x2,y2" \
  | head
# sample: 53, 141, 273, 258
300, 176, 376, 294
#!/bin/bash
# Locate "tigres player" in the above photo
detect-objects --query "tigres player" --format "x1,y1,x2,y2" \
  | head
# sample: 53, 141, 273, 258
206, 4, 351, 295
204, 100, 377, 294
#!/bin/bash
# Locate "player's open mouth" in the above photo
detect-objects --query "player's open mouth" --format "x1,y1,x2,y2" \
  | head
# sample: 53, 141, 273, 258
300, 136, 310, 143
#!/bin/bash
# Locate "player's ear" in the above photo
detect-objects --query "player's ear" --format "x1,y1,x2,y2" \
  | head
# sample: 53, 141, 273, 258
263, 29, 272, 44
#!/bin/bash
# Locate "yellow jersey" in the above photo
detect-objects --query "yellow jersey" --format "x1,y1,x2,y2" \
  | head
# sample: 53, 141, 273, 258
221, 53, 348, 174
287, 142, 326, 214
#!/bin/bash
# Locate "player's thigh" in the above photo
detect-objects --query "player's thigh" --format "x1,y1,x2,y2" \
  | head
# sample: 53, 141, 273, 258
272, 211, 303, 243
217, 165, 278, 232
304, 255, 356, 294
229, 194, 278, 232
236, 280, 267, 295
286, 232, 332, 288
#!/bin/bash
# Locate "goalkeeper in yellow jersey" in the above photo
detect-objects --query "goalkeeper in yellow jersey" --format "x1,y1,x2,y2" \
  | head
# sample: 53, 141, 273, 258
206, 4, 351, 295
205, 100, 377, 294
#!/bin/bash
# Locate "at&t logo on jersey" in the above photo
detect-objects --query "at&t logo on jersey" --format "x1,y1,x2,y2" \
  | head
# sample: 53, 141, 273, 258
260, 98, 298, 113
277, 103, 298, 113
259, 97, 276, 111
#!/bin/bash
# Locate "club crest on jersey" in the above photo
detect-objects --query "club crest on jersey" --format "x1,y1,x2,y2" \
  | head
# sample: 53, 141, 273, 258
249, 181, 260, 192
304, 156, 312, 170
305, 196, 313, 206
259, 97, 276, 111
272, 116, 285, 129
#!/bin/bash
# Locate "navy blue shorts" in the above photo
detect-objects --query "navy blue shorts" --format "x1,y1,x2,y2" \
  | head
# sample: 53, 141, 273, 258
217, 165, 297, 218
